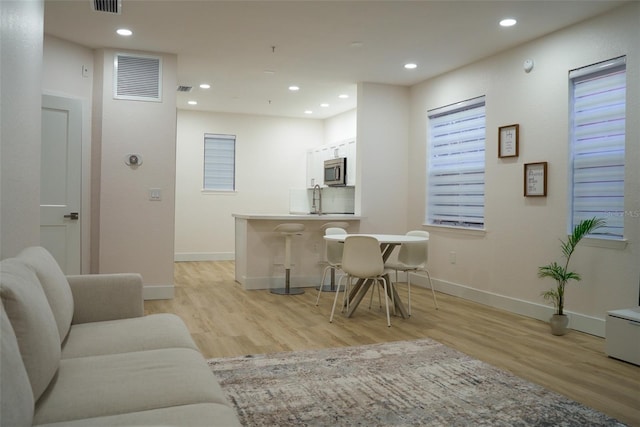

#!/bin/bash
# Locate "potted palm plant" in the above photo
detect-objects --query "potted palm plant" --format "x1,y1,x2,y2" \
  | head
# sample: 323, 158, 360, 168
538, 217, 605, 335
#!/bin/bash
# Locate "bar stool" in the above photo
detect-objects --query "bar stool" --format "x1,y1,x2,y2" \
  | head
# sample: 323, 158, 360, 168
271, 223, 306, 295
317, 222, 350, 293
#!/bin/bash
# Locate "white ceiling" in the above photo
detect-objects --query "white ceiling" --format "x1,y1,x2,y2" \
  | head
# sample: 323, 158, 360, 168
44, 0, 626, 119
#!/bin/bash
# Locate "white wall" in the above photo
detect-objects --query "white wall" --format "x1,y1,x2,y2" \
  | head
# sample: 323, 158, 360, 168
356, 82, 410, 233
174, 110, 323, 260
324, 108, 357, 145
408, 2, 640, 335
0, 0, 43, 258
42, 35, 93, 273
94, 49, 178, 298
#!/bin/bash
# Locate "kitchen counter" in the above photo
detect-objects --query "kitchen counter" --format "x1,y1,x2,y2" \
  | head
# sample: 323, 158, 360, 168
233, 213, 362, 220
233, 214, 361, 290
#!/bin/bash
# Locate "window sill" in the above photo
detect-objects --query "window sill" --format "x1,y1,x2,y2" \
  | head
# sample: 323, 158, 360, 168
580, 237, 628, 250
423, 224, 486, 237
201, 189, 237, 195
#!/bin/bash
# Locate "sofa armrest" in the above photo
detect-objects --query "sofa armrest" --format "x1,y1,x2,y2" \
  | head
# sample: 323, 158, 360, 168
66, 273, 144, 324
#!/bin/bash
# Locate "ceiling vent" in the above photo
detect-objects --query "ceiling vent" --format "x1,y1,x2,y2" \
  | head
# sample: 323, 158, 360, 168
92, 0, 121, 14
177, 85, 193, 93
114, 53, 162, 102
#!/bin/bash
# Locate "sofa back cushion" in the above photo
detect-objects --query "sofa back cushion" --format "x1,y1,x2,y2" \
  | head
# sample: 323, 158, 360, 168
18, 247, 74, 341
0, 258, 61, 402
1, 307, 34, 427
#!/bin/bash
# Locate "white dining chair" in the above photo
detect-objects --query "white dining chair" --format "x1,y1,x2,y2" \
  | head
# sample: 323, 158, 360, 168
315, 227, 347, 305
384, 230, 438, 315
330, 235, 391, 327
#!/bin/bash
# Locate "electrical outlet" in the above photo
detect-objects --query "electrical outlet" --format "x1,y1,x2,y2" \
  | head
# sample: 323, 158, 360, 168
449, 251, 456, 264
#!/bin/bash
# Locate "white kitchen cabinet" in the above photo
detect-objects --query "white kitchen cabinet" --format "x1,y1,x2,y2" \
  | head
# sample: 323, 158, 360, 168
346, 139, 356, 186
306, 146, 329, 187
306, 151, 315, 187
328, 143, 347, 159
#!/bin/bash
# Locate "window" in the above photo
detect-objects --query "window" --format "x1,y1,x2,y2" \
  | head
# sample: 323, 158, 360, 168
427, 96, 486, 228
569, 56, 626, 239
203, 133, 236, 191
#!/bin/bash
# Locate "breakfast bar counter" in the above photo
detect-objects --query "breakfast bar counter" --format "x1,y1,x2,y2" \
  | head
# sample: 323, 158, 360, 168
233, 214, 361, 290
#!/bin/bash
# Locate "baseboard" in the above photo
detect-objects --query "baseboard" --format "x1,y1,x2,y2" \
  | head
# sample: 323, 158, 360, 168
408, 274, 605, 337
174, 252, 235, 262
143, 284, 175, 300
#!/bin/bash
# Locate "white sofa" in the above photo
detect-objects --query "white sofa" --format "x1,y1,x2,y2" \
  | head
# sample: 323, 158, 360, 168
0, 247, 241, 427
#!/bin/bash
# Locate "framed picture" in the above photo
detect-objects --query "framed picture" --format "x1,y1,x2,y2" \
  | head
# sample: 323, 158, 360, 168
524, 162, 547, 197
498, 124, 519, 158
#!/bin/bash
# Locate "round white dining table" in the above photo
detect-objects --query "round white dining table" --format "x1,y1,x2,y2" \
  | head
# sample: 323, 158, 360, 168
323, 234, 428, 319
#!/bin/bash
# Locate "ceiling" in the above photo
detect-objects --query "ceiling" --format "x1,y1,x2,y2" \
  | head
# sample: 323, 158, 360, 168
44, 0, 626, 119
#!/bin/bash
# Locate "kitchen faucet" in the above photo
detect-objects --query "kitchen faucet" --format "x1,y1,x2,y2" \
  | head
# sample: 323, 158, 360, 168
311, 184, 322, 215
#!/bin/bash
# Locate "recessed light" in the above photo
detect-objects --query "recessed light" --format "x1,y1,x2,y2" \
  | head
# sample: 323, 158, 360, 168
500, 18, 517, 27
116, 28, 133, 36
350, 41, 364, 48
404, 63, 417, 69
304, 110, 313, 114
199, 84, 211, 89
188, 101, 197, 105
320, 103, 330, 108
338, 94, 349, 99
288, 85, 300, 91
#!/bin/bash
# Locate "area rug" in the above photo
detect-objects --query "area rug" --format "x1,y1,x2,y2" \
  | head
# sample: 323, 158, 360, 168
208, 338, 625, 426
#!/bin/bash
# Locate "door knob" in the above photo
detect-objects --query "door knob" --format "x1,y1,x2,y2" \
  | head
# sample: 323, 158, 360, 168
63, 212, 79, 220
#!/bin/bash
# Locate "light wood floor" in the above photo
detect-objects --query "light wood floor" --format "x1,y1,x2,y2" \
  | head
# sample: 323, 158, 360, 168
145, 261, 640, 426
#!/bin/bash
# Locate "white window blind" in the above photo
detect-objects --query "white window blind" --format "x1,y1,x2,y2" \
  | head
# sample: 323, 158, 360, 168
570, 56, 626, 239
204, 134, 236, 191
427, 96, 486, 228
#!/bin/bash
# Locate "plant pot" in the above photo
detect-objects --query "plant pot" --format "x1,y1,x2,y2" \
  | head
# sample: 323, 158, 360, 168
549, 314, 569, 336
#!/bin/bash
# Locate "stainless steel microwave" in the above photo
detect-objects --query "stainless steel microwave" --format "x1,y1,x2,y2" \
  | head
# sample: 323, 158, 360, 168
324, 157, 347, 186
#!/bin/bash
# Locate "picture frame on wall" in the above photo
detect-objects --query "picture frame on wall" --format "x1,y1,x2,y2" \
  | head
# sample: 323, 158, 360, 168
498, 124, 519, 158
524, 162, 547, 197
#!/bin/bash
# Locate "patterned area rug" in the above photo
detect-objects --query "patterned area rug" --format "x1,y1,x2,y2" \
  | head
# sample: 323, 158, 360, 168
208, 339, 625, 426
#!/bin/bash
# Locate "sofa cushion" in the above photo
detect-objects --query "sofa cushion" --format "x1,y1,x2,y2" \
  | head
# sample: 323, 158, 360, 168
33, 403, 241, 427
62, 313, 199, 359
1, 307, 35, 427
66, 274, 143, 324
0, 258, 61, 401
18, 247, 74, 341
33, 348, 231, 425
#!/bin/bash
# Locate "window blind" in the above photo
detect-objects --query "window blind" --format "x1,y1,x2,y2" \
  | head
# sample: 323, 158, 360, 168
203, 134, 236, 191
427, 96, 486, 228
570, 57, 626, 238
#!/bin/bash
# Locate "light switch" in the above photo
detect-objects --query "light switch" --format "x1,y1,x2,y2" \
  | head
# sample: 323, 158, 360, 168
149, 188, 162, 201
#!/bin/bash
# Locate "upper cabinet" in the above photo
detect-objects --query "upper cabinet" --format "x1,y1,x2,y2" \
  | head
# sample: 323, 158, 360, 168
344, 140, 356, 186
306, 139, 356, 187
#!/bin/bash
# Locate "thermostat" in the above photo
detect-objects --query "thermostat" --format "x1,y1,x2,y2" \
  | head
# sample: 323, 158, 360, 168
125, 154, 143, 166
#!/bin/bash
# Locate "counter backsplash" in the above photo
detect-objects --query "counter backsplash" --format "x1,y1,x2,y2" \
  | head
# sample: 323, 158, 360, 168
289, 186, 355, 214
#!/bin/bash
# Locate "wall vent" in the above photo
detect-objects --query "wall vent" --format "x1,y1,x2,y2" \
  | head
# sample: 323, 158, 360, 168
92, 0, 121, 14
114, 53, 162, 102
177, 85, 193, 93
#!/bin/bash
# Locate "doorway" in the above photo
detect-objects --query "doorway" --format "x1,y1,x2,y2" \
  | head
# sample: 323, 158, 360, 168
40, 94, 82, 274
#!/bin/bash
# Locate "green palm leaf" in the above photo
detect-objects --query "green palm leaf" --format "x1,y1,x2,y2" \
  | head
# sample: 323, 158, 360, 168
538, 217, 605, 315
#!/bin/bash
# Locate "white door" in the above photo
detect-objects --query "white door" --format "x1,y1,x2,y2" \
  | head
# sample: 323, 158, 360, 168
40, 95, 82, 274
